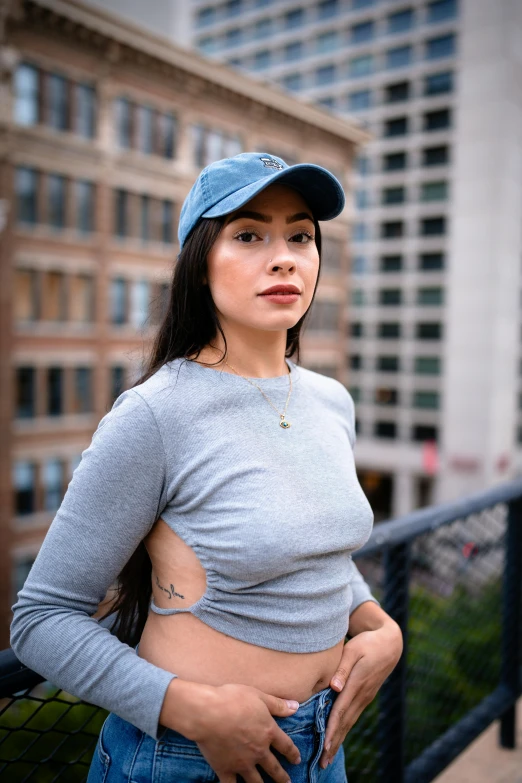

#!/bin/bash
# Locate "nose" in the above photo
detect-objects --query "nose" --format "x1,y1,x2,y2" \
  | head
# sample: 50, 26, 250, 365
267, 237, 296, 272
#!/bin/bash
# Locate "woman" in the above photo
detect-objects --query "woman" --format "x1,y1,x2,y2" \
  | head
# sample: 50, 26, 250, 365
10, 152, 403, 783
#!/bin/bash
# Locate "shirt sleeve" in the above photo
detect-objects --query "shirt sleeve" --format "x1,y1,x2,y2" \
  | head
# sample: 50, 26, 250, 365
348, 556, 381, 616
10, 389, 177, 740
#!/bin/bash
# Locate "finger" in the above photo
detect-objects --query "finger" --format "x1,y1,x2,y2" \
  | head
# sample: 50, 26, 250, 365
217, 775, 237, 783
241, 768, 264, 783
259, 692, 300, 717
271, 726, 302, 765
259, 750, 294, 783
330, 646, 359, 691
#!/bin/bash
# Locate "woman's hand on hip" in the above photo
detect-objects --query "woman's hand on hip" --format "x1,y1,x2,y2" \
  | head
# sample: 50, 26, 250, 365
319, 620, 403, 770
167, 679, 302, 783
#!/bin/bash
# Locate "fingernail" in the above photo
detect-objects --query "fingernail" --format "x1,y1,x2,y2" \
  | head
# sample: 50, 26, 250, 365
325, 741, 331, 752
296, 754, 302, 764
286, 700, 299, 710
332, 678, 342, 689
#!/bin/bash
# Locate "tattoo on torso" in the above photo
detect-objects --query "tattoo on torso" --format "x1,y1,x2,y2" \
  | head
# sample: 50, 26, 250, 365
155, 575, 185, 600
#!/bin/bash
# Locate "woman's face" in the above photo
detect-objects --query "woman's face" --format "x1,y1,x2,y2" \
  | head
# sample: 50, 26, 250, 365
205, 183, 320, 336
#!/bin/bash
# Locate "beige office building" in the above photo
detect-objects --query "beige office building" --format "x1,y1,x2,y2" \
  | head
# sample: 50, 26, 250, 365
0, 0, 367, 646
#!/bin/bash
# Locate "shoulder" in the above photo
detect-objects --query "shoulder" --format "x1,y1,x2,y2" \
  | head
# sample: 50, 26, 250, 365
296, 365, 355, 414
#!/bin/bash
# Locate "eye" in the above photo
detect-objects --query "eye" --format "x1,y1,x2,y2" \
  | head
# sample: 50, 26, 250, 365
291, 231, 314, 244
234, 230, 260, 243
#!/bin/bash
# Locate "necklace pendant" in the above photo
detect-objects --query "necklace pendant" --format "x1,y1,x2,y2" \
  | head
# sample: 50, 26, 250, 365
280, 418, 291, 429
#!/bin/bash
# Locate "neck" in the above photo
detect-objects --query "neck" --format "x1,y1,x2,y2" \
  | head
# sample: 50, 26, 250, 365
194, 330, 290, 379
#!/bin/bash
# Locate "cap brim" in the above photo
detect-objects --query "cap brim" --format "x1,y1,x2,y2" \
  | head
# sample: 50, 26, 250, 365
201, 163, 345, 222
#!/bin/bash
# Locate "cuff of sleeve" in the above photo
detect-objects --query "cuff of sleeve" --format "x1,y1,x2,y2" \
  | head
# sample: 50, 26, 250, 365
137, 669, 179, 740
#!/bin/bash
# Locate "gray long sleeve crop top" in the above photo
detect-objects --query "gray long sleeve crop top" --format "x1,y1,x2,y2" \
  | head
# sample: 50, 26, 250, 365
10, 357, 379, 741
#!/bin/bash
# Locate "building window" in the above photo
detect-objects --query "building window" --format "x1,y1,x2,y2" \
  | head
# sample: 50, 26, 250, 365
130, 280, 150, 329
15, 269, 39, 321
357, 155, 370, 176
382, 186, 405, 206
385, 82, 410, 103
420, 216, 446, 236
418, 287, 444, 305
387, 46, 412, 70
412, 424, 438, 442
415, 356, 441, 375
75, 83, 96, 138
378, 322, 401, 339
427, 0, 458, 24
416, 322, 442, 340
317, 31, 339, 53
110, 278, 127, 325
47, 174, 67, 229
16, 367, 35, 418
375, 388, 398, 406
355, 189, 369, 209
348, 89, 372, 112
114, 98, 132, 149
306, 299, 340, 331
388, 8, 414, 34
352, 289, 365, 306
316, 65, 336, 85
162, 200, 174, 244
422, 145, 449, 166
352, 255, 367, 275
381, 221, 404, 239
191, 124, 243, 166
42, 271, 65, 321
224, 0, 242, 17
351, 322, 363, 337
114, 189, 128, 238
136, 106, 154, 154
282, 73, 302, 91
353, 222, 368, 242
425, 71, 453, 96
73, 367, 93, 413
421, 181, 448, 201
14, 555, 37, 596
383, 151, 407, 171
285, 8, 304, 28
322, 236, 343, 271
424, 108, 451, 131
47, 73, 68, 131
426, 34, 456, 60
380, 255, 402, 272
349, 386, 361, 403
413, 391, 440, 409
349, 55, 373, 78
350, 354, 363, 370
110, 366, 126, 404
380, 288, 402, 306
16, 167, 38, 224
375, 421, 397, 439
76, 180, 95, 233
139, 194, 150, 243
198, 36, 218, 54
353, 0, 374, 7
13, 461, 36, 516
253, 49, 272, 69
14, 63, 39, 126
43, 458, 64, 512
158, 113, 177, 159
196, 7, 216, 27
254, 18, 272, 38
384, 116, 408, 137
225, 28, 242, 47
377, 356, 400, 372
419, 252, 445, 270
47, 367, 64, 416
70, 274, 94, 322
318, 0, 339, 19
285, 41, 303, 60
351, 21, 374, 44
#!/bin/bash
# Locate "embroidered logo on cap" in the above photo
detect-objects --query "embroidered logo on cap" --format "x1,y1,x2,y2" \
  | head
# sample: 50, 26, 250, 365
259, 156, 284, 170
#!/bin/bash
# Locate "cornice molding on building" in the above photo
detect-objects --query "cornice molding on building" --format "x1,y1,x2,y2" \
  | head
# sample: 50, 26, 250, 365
10, 0, 371, 147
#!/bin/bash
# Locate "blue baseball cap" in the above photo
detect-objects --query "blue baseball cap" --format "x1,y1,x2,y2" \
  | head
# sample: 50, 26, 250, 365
178, 152, 345, 249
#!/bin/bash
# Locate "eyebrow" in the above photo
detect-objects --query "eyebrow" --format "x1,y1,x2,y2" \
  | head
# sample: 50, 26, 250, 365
225, 210, 314, 225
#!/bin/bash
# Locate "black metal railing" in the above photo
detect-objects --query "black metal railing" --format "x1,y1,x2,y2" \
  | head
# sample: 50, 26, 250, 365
1, 478, 521, 782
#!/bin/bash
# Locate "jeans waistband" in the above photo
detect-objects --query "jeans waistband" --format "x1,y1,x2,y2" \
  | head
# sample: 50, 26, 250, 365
135, 641, 336, 734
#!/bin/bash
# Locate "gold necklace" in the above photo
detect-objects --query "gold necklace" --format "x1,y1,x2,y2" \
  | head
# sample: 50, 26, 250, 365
223, 358, 293, 429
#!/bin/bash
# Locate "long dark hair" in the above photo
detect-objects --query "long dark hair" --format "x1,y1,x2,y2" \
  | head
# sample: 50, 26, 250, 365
98, 214, 323, 647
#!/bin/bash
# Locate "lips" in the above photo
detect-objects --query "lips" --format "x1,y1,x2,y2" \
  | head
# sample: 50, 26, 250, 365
259, 285, 301, 295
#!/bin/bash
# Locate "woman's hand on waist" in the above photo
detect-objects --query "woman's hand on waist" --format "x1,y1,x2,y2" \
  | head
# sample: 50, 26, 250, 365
319, 609, 403, 770
160, 678, 302, 783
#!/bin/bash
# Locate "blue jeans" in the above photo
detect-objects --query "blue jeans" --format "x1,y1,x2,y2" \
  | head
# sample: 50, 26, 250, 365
87, 659, 348, 782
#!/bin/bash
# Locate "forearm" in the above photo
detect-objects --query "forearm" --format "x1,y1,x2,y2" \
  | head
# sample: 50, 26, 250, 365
159, 677, 219, 741
348, 599, 401, 638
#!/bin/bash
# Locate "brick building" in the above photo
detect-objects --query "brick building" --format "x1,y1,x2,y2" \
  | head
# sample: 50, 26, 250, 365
0, 0, 368, 645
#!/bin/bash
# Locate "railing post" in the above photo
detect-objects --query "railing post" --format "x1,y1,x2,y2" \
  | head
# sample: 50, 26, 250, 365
377, 541, 411, 783
499, 496, 522, 748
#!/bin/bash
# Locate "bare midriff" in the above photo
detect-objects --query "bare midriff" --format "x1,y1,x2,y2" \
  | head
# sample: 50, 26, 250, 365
137, 517, 345, 702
